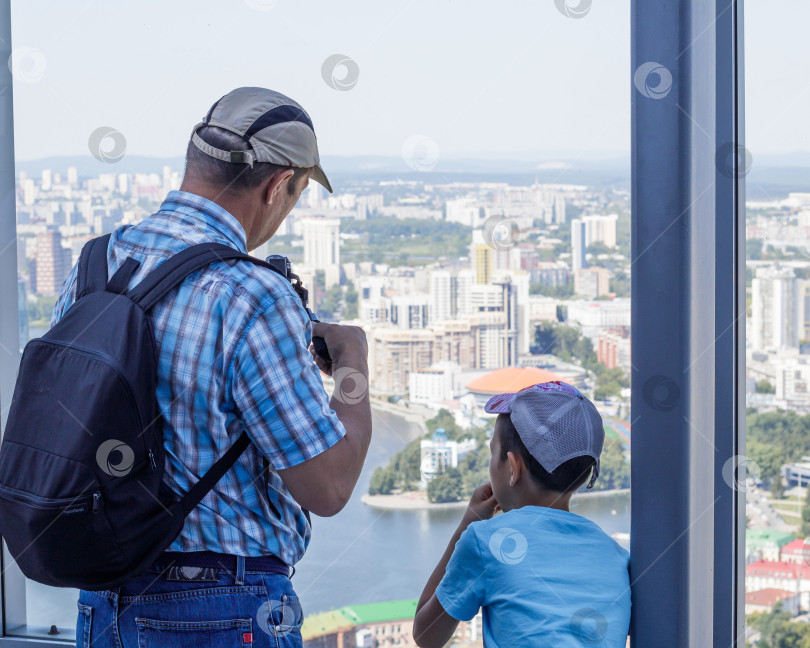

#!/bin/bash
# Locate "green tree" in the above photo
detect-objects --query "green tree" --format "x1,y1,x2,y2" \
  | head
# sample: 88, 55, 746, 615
757, 380, 776, 394
317, 284, 343, 320
771, 477, 785, 500
751, 602, 810, 648
369, 467, 395, 495
344, 285, 359, 319
589, 437, 630, 491
427, 467, 464, 503
801, 487, 810, 537
529, 280, 575, 299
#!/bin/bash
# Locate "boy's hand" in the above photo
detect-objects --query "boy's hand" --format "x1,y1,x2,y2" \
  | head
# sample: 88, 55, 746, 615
462, 482, 500, 525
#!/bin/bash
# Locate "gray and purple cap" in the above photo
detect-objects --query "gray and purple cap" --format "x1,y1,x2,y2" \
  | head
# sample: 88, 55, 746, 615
190, 86, 333, 193
484, 381, 605, 488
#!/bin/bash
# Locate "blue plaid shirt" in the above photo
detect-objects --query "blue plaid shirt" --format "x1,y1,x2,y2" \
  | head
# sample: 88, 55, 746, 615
52, 190, 346, 566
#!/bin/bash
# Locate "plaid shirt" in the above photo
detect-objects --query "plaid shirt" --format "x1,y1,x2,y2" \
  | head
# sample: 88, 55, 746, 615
52, 190, 346, 566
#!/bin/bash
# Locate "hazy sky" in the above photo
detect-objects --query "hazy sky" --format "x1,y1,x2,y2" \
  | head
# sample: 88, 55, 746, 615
7, 0, 809, 161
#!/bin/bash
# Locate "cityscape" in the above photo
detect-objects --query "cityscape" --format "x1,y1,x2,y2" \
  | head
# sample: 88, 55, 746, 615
12, 162, 810, 645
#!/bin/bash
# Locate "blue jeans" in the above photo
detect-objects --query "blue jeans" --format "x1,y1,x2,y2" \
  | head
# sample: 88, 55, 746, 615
75, 560, 304, 647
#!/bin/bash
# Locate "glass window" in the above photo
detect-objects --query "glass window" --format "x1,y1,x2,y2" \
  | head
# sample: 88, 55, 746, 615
3, 0, 630, 643
745, 0, 810, 643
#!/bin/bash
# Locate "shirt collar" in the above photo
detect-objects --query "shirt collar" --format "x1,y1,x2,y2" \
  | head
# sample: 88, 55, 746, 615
158, 190, 248, 253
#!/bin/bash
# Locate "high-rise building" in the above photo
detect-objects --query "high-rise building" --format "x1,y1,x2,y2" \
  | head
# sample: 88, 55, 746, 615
571, 218, 587, 272
582, 214, 619, 248
575, 267, 611, 299
303, 218, 340, 269
390, 294, 430, 329
67, 166, 78, 185
752, 265, 798, 350
491, 275, 520, 367
471, 229, 493, 284
118, 173, 129, 195
23, 178, 36, 206
429, 270, 457, 323
302, 218, 341, 288
446, 198, 485, 228
456, 270, 474, 316
41, 169, 52, 191
34, 229, 72, 296
553, 195, 566, 224
798, 279, 810, 343
307, 183, 324, 208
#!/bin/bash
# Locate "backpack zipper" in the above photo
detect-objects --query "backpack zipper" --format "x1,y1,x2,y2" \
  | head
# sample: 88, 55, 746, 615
0, 482, 98, 512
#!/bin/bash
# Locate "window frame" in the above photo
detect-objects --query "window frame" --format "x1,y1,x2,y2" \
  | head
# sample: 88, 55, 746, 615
630, 0, 745, 645
0, 0, 747, 644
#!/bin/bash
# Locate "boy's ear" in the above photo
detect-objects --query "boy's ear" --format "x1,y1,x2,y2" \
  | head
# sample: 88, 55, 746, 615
506, 451, 522, 486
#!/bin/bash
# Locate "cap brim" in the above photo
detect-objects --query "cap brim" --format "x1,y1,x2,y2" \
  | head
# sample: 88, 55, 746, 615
310, 163, 333, 193
484, 392, 518, 414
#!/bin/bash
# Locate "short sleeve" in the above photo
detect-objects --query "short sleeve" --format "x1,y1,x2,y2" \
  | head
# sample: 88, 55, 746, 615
231, 293, 346, 470
435, 525, 486, 621
50, 262, 79, 328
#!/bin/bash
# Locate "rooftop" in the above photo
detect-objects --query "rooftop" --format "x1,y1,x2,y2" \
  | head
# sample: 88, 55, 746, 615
466, 366, 565, 395
301, 599, 419, 640
745, 588, 798, 606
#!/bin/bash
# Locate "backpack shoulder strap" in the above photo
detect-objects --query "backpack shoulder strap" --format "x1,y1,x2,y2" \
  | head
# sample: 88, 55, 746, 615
125, 242, 289, 517
127, 242, 283, 312
179, 429, 252, 517
76, 234, 112, 299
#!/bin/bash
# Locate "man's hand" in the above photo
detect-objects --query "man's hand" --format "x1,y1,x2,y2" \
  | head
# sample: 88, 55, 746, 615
462, 482, 500, 525
278, 320, 372, 517
310, 322, 368, 377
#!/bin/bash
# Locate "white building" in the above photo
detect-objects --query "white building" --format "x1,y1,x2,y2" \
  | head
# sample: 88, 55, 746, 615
430, 270, 457, 323
567, 299, 631, 332
420, 428, 477, 485
582, 213, 619, 248
302, 217, 341, 287
391, 294, 430, 330
409, 362, 462, 404
752, 264, 798, 350
745, 561, 810, 611
571, 218, 587, 272
446, 198, 485, 228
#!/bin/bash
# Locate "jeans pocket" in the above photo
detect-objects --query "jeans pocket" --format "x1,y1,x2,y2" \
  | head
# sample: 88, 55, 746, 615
75, 602, 92, 648
256, 591, 304, 647
135, 617, 253, 648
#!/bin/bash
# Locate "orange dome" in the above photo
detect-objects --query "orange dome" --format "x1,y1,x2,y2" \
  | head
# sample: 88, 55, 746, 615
466, 367, 566, 395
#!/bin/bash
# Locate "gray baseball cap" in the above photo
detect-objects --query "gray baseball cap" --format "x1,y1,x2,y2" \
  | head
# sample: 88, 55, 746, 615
484, 381, 605, 488
190, 86, 333, 193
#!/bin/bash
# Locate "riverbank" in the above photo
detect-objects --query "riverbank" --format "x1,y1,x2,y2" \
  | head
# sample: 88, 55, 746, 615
362, 486, 631, 510
361, 490, 468, 510
368, 397, 431, 436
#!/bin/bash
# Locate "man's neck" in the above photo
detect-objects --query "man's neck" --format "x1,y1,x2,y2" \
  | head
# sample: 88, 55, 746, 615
179, 179, 257, 247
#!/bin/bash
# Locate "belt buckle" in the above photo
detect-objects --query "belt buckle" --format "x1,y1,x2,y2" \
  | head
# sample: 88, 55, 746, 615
164, 565, 220, 582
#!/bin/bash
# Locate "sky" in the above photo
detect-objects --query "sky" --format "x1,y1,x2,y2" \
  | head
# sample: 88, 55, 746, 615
6, 0, 810, 161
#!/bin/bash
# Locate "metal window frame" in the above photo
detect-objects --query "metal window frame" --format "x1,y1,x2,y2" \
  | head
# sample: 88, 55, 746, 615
630, 0, 745, 646
0, 0, 746, 645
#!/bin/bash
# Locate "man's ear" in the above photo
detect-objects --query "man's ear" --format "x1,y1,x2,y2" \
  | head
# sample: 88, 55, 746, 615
264, 169, 295, 205
506, 451, 522, 486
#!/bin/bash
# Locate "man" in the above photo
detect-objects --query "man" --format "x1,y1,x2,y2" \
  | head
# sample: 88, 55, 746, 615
58, 87, 372, 647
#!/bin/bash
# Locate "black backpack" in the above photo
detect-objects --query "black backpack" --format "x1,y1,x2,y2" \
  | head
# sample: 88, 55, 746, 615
0, 234, 299, 590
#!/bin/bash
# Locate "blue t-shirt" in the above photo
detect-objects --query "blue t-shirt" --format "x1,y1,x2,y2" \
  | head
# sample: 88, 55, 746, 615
436, 506, 631, 647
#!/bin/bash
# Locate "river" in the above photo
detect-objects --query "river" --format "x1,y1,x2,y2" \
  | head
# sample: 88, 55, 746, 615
293, 407, 631, 614
22, 406, 630, 636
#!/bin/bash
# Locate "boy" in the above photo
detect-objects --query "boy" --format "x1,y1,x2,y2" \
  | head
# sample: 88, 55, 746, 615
413, 381, 631, 647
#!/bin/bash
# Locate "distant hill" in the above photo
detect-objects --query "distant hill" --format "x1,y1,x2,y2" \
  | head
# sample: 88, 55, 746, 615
11, 152, 810, 198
